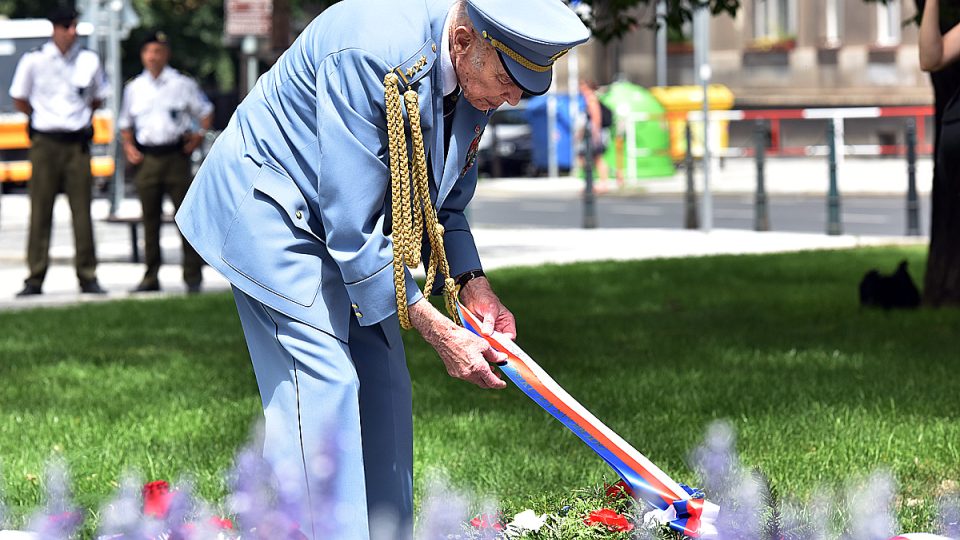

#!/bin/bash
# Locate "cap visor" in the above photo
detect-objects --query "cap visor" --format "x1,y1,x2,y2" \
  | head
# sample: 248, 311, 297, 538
497, 51, 552, 96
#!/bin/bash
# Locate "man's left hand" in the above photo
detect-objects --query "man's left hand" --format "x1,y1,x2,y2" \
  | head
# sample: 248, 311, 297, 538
460, 276, 517, 340
183, 132, 204, 155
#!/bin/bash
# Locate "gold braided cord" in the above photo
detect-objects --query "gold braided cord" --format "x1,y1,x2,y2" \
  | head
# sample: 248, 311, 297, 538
385, 74, 412, 328
481, 31, 552, 73
384, 73, 461, 329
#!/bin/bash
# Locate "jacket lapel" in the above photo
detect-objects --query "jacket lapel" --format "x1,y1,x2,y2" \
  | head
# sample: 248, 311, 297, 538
436, 99, 488, 208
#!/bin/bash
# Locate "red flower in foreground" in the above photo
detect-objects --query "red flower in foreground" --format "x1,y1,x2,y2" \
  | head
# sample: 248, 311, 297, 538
470, 513, 505, 531
209, 516, 234, 530
142, 480, 173, 518
584, 508, 634, 532
604, 480, 635, 500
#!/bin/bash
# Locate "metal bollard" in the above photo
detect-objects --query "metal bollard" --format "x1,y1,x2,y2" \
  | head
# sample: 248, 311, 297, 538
684, 122, 699, 229
826, 121, 842, 236
583, 120, 597, 229
905, 119, 920, 236
754, 120, 770, 231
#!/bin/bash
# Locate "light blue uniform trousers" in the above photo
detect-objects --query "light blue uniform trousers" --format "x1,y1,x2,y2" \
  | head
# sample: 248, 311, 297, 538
232, 287, 413, 540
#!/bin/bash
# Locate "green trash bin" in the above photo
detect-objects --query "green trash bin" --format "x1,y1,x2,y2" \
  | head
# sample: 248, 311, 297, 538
600, 81, 675, 180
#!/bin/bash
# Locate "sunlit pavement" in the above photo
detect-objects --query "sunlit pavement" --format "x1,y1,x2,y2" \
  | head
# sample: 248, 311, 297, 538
0, 156, 929, 309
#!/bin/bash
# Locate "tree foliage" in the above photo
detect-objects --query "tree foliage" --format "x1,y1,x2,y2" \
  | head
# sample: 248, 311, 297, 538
578, 0, 739, 44
125, 0, 235, 90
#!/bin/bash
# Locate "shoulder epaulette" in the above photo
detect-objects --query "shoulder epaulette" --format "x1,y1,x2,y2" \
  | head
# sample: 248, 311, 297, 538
391, 39, 437, 91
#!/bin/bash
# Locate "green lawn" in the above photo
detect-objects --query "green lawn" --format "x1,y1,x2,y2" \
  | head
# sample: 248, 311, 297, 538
1, 246, 957, 535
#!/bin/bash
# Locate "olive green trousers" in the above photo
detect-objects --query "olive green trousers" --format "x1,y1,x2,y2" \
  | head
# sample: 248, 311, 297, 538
25, 134, 97, 288
133, 151, 203, 287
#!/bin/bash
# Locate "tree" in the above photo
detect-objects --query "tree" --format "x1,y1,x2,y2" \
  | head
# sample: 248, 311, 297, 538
577, 0, 739, 44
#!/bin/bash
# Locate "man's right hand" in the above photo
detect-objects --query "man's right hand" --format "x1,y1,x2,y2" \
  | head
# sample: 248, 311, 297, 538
123, 140, 143, 166
409, 298, 507, 389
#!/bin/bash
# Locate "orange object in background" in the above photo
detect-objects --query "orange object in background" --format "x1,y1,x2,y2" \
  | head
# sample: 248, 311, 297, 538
0, 113, 30, 150
0, 110, 115, 183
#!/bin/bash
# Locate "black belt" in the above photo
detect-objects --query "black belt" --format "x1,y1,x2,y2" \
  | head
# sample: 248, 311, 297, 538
137, 141, 183, 155
32, 128, 92, 143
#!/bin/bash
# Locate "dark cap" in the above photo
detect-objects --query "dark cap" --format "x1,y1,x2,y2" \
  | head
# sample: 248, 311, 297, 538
47, 6, 79, 26
140, 30, 170, 49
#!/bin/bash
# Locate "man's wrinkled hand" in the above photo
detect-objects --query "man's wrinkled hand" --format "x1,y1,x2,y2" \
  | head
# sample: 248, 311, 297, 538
409, 297, 507, 390
459, 276, 517, 340
435, 324, 507, 389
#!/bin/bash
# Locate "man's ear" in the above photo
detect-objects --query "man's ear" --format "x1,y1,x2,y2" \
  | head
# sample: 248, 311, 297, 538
450, 26, 475, 57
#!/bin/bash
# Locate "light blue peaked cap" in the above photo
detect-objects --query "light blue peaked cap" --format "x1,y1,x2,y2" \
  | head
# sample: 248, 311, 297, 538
465, 0, 590, 96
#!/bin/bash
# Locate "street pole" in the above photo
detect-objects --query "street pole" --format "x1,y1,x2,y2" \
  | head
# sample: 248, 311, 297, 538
754, 120, 769, 231
827, 120, 842, 235
694, 4, 713, 232
107, 0, 123, 216
684, 122, 698, 229
905, 118, 920, 236
655, 0, 667, 87
242, 35, 259, 95
547, 87, 558, 178
568, 48, 579, 177
583, 118, 597, 228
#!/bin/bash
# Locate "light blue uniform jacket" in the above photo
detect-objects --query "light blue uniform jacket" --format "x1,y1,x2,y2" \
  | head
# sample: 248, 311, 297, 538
177, 0, 490, 341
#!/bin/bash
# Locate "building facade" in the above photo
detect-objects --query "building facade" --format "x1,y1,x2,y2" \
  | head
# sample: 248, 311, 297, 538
574, 0, 930, 108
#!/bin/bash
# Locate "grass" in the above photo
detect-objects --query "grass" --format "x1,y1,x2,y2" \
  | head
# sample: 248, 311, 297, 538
0, 246, 958, 535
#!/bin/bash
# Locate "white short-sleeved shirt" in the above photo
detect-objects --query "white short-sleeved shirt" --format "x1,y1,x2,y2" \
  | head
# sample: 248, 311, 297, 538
118, 66, 213, 146
9, 41, 110, 133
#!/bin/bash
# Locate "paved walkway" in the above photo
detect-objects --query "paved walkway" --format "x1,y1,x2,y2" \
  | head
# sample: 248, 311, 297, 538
0, 156, 929, 310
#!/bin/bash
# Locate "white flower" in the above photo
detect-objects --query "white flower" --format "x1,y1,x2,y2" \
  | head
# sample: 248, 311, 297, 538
506, 509, 548, 532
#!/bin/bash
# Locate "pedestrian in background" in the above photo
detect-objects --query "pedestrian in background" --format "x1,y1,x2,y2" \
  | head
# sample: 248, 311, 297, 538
119, 31, 213, 294
10, 6, 110, 297
579, 79, 613, 190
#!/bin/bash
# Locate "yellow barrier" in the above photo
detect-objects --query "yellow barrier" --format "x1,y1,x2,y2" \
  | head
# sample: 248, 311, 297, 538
0, 116, 30, 150
0, 111, 115, 182
650, 85, 735, 160
0, 157, 115, 182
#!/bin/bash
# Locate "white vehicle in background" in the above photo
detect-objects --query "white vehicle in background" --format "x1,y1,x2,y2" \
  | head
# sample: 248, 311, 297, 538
0, 17, 114, 191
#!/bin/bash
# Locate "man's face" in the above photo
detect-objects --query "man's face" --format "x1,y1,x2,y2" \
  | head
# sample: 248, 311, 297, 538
451, 27, 524, 112
141, 42, 170, 74
52, 19, 78, 51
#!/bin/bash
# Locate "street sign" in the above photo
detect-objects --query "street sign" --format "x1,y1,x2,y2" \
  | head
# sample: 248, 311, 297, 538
226, 0, 272, 37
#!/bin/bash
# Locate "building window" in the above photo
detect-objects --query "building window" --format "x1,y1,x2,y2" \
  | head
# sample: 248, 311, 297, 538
754, 0, 797, 44
876, 0, 901, 47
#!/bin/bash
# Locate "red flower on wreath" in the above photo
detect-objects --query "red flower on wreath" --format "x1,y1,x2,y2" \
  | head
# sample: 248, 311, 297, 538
470, 513, 504, 531
584, 508, 634, 532
142, 480, 173, 518
604, 480, 635, 500
209, 516, 234, 530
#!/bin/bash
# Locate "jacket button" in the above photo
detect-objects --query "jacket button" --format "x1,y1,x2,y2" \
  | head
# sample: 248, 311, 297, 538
355, 311, 363, 319
295, 210, 303, 219
432, 43, 437, 52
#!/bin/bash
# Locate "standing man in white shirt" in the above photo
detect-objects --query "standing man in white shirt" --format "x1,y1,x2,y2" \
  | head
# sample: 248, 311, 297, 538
119, 31, 213, 294
10, 6, 111, 297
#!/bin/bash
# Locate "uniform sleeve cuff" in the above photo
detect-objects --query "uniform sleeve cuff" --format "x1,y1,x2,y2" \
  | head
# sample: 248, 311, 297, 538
443, 229, 482, 277
345, 262, 423, 326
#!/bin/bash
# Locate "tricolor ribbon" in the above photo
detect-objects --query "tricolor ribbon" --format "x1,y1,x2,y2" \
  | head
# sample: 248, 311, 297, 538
457, 302, 720, 538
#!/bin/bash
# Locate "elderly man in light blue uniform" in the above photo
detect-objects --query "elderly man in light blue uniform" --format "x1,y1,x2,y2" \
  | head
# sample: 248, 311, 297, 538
176, 0, 588, 537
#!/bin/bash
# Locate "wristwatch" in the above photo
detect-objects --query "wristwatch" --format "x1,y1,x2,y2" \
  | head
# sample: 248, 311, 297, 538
456, 269, 485, 288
